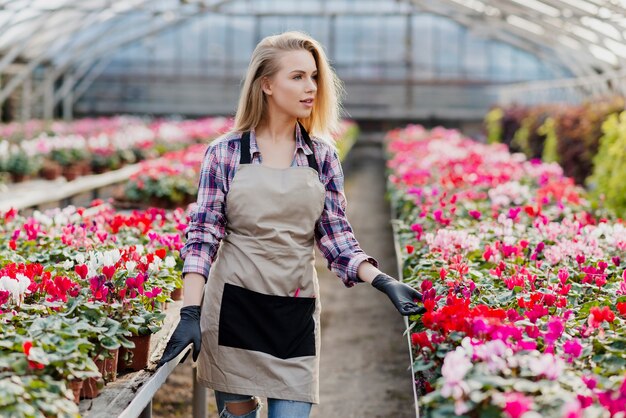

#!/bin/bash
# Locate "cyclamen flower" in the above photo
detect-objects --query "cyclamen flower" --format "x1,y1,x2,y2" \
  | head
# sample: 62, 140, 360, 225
22, 341, 45, 370
0, 274, 31, 305
0, 290, 9, 306
440, 345, 472, 393
561, 400, 583, 418
164, 256, 176, 269
502, 392, 532, 418
588, 306, 615, 328
528, 353, 564, 380
563, 339, 583, 362
440, 345, 472, 415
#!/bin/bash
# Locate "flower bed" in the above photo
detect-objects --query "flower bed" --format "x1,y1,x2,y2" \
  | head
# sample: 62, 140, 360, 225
483, 100, 626, 218
386, 125, 626, 417
0, 116, 233, 184
0, 202, 188, 415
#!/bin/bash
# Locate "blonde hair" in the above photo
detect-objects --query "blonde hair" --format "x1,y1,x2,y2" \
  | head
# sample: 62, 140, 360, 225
233, 31, 344, 143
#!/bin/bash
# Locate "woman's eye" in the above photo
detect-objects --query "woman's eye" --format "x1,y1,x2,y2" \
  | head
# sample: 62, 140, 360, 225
294, 75, 302, 80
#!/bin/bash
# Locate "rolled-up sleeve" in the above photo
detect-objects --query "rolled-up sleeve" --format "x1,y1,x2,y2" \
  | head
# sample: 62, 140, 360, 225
314, 148, 379, 287
180, 143, 228, 280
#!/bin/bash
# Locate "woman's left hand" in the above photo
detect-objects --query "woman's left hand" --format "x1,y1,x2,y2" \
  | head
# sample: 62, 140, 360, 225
370, 273, 426, 316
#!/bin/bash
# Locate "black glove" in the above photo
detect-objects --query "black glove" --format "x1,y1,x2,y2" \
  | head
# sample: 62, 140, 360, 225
371, 273, 426, 316
157, 305, 202, 368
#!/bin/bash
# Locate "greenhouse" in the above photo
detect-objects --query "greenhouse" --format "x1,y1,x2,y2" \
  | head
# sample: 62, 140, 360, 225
1, 1, 626, 417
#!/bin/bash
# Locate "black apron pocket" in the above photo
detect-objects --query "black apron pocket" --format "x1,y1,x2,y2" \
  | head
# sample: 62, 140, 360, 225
218, 283, 316, 359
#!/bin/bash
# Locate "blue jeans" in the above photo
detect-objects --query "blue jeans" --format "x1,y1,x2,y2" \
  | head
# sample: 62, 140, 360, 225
215, 390, 312, 418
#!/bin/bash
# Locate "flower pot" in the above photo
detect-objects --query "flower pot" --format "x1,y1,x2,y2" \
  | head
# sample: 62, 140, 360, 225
10, 173, 29, 183
69, 379, 83, 404
63, 164, 82, 181
40, 161, 63, 180
118, 334, 152, 372
81, 376, 103, 399
80, 160, 92, 176
92, 164, 109, 174
94, 348, 119, 383
171, 287, 183, 301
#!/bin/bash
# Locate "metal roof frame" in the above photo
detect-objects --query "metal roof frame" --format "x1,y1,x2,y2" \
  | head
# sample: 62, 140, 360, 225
2, 0, 626, 119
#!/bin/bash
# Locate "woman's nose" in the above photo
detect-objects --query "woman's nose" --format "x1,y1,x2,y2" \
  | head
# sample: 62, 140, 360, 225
306, 78, 317, 93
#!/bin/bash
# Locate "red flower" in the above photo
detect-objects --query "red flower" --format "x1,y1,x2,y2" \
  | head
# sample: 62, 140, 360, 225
22, 341, 32, 355
616, 302, 626, 316
22, 341, 45, 369
102, 265, 116, 280
9, 240, 16, 250
406, 245, 414, 254
588, 306, 615, 328
74, 264, 88, 280
155, 248, 167, 260
411, 332, 434, 350
0, 290, 9, 306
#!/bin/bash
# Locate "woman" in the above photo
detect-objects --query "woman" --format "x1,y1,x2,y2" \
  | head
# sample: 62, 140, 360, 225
158, 31, 425, 418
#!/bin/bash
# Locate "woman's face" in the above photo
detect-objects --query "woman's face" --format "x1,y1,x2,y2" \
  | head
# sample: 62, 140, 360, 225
262, 49, 318, 120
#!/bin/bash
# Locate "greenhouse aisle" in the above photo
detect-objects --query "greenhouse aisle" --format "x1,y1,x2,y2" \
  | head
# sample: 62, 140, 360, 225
153, 136, 415, 418
311, 137, 415, 418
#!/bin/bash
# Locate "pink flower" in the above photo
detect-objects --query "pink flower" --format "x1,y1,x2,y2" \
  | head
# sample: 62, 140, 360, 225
582, 375, 597, 390
544, 317, 564, 345
503, 392, 532, 418
145, 287, 162, 299
561, 400, 583, 418
563, 339, 582, 362
468, 210, 481, 220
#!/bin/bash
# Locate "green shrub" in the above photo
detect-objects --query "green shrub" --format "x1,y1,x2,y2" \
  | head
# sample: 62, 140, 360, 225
588, 111, 626, 217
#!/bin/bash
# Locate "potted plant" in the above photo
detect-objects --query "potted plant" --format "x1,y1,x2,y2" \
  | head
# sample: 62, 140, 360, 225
6, 148, 41, 183
118, 302, 165, 372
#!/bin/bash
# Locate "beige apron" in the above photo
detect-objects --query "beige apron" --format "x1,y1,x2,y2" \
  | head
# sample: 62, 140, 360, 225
197, 126, 326, 404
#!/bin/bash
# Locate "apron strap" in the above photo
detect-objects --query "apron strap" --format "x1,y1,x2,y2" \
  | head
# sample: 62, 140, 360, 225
240, 131, 252, 164
239, 123, 319, 173
297, 121, 319, 173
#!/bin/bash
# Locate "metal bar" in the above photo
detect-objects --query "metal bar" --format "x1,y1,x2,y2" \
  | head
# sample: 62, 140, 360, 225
192, 366, 208, 418
116, 347, 192, 418
390, 216, 420, 418
69, 56, 115, 105
20, 74, 31, 121
0, 4, 153, 106
62, 73, 74, 120
43, 69, 55, 120
138, 400, 152, 418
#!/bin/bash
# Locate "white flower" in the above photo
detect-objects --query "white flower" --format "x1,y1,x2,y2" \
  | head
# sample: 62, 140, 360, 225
148, 257, 162, 274
0, 276, 19, 300
33, 211, 53, 227
125, 261, 137, 274
164, 256, 176, 268
63, 259, 74, 270
15, 273, 30, 294
442, 346, 472, 384
101, 249, 121, 267
75, 253, 85, 265
136, 245, 145, 255
528, 353, 564, 380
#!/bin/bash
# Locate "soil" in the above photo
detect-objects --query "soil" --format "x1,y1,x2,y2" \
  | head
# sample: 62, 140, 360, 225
152, 138, 416, 417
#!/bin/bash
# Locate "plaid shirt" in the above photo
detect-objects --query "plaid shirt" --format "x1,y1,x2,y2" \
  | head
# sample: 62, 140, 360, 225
180, 124, 378, 287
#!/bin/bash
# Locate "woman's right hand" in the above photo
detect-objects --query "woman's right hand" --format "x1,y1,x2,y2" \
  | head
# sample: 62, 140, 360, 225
157, 305, 202, 367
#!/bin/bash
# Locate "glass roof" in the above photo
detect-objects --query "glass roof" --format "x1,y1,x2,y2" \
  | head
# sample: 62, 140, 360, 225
0, 0, 625, 98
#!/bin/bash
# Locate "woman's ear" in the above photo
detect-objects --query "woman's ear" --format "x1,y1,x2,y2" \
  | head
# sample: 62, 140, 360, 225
261, 76, 272, 96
